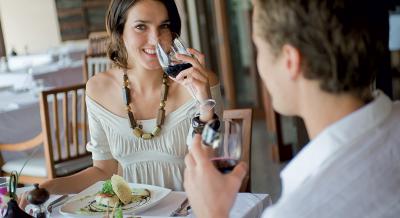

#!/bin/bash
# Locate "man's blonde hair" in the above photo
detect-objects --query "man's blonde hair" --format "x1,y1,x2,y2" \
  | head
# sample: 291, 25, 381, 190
253, 0, 389, 100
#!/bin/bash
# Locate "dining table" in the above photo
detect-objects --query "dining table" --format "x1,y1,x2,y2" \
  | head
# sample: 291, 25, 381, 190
22, 191, 271, 218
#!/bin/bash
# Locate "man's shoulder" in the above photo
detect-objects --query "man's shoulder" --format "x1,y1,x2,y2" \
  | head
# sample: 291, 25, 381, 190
380, 100, 400, 138
265, 166, 400, 218
390, 100, 400, 117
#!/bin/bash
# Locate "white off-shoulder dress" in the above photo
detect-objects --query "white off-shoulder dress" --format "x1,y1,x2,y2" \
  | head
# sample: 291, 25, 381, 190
86, 85, 222, 191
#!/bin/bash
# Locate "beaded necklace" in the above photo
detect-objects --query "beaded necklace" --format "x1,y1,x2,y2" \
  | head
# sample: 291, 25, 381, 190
122, 70, 169, 139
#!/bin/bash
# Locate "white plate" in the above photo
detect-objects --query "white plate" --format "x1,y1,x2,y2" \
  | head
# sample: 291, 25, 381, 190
60, 181, 171, 217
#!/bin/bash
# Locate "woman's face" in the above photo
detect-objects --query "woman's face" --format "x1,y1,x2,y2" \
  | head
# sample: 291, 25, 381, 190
122, 0, 172, 70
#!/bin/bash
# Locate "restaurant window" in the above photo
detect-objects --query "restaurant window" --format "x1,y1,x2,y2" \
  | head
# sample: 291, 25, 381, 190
55, 0, 110, 41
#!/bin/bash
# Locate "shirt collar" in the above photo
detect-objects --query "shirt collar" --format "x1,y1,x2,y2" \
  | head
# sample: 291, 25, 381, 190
280, 90, 392, 196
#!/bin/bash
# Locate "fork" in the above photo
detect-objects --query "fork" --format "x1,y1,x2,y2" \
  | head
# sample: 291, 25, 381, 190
47, 194, 69, 213
170, 198, 190, 217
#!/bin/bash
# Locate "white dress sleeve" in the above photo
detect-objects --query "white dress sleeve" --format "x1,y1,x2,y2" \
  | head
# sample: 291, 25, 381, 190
85, 96, 114, 160
186, 83, 224, 147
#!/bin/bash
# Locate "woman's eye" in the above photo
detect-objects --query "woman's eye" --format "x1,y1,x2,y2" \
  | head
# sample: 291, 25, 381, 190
135, 24, 146, 31
160, 24, 170, 29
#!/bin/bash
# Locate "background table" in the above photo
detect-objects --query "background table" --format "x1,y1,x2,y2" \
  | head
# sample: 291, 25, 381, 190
0, 59, 83, 91
0, 60, 84, 162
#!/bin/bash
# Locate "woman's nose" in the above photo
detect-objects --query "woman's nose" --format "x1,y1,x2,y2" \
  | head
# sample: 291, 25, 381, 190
148, 31, 160, 45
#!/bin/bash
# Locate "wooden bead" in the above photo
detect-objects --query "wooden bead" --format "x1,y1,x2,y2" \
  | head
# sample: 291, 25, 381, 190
124, 71, 169, 139
127, 111, 137, 128
142, 133, 153, 140
123, 74, 128, 83
157, 109, 165, 126
123, 87, 131, 105
152, 126, 161, 136
133, 127, 143, 137
123, 80, 129, 87
161, 84, 168, 101
159, 102, 166, 108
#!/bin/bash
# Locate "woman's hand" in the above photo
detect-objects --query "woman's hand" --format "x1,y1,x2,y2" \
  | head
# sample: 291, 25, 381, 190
173, 48, 212, 102
17, 191, 29, 212
184, 134, 248, 218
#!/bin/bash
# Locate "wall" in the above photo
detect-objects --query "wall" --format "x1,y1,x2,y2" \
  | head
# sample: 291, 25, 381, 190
0, 0, 61, 55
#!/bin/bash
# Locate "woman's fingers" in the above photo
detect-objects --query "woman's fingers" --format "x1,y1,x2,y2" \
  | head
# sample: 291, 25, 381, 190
18, 191, 29, 210
187, 48, 205, 66
172, 49, 212, 100
176, 68, 208, 83
176, 53, 204, 71
174, 49, 208, 81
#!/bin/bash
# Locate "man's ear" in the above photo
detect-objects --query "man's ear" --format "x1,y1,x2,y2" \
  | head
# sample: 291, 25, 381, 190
282, 44, 302, 80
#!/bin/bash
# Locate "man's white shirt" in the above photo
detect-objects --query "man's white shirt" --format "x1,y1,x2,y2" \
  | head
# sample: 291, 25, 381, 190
262, 91, 400, 218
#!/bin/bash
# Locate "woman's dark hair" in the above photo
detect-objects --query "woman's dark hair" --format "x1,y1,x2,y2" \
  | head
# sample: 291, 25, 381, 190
253, 0, 390, 100
106, 0, 181, 69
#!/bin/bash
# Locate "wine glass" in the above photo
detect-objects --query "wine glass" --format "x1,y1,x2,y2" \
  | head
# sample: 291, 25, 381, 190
202, 119, 242, 174
156, 32, 216, 116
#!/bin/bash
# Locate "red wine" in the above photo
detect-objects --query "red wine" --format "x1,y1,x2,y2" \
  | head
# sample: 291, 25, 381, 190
211, 157, 238, 174
165, 63, 192, 78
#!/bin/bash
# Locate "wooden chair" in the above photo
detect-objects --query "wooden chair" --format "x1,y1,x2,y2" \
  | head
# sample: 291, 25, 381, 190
223, 108, 253, 192
82, 54, 112, 82
0, 133, 45, 184
0, 84, 92, 185
82, 31, 112, 82
39, 84, 92, 180
87, 31, 109, 56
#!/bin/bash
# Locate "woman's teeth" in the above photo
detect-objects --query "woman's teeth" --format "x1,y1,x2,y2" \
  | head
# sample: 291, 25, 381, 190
144, 49, 156, 55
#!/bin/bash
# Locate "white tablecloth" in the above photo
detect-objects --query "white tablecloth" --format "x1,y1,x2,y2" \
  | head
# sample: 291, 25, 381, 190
33, 60, 83, 88
0, 60, 83, 90
42, 192, 270, 218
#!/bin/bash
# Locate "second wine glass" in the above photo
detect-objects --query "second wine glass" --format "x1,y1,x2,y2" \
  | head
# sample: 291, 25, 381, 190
155, 32, 216, 117
202, 119, 242, 174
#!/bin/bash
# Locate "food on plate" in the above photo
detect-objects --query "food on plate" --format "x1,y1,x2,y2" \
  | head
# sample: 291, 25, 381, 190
131, 187, 152, 203
111, 174, 133, 205
79, 175, 151, 214
94, 180, 120, 207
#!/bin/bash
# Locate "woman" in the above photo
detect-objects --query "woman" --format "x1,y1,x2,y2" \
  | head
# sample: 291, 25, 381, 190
39, 0, 222, 194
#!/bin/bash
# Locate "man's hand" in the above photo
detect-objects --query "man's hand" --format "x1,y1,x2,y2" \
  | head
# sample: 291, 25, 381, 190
184, 134, 247, 218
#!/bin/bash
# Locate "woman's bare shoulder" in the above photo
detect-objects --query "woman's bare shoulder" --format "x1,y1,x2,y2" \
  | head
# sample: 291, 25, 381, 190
86, 69, 121, 103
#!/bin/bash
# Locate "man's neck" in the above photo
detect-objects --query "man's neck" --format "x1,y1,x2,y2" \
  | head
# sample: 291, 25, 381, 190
300, 89, 366, 139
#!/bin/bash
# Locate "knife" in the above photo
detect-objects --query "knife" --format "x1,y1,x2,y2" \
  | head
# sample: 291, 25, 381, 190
170, 197, 190, 217
47, 194, 69, 213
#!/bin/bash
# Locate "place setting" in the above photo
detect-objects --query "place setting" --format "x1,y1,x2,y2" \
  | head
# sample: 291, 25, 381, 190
5, 174, 181, 218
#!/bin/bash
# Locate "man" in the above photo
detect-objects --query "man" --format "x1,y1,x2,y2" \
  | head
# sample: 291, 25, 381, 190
184, 0, 400, 217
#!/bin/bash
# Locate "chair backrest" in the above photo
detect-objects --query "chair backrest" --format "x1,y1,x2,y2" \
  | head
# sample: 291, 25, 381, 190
39, 84, 91, 179
0, 133, 45, 184
83, 54, 112, 82
223, 108, 253, 192
87, 31, 109, 56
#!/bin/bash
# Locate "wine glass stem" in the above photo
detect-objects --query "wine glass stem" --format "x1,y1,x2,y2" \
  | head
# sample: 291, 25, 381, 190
187, 83, 216, 116
188, 83, 200, 105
